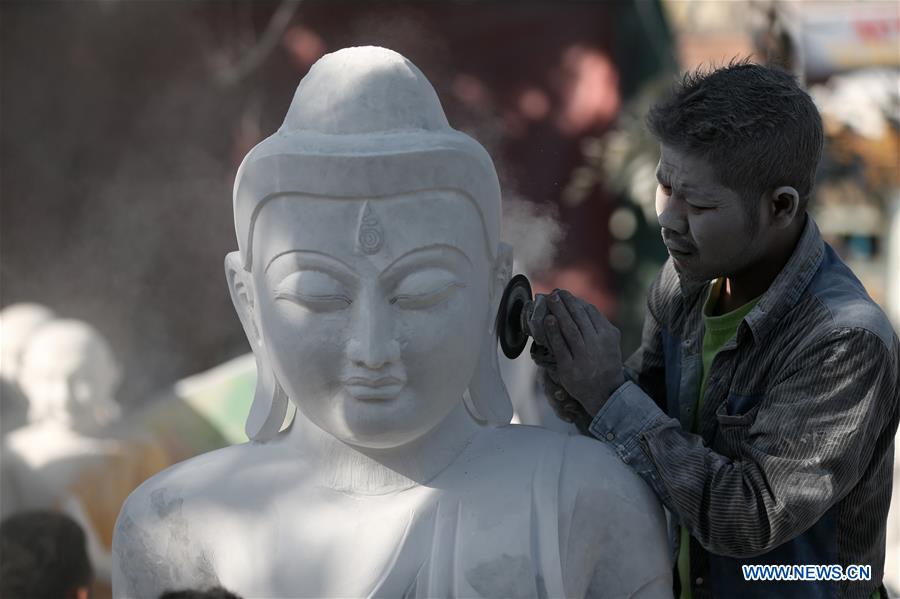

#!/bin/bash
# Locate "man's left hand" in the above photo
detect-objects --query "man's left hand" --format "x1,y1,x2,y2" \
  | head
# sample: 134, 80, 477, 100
542, 289, 626, 417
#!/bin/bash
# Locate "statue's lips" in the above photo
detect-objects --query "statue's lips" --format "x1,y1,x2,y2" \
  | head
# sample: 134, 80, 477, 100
343, 376, 405, 400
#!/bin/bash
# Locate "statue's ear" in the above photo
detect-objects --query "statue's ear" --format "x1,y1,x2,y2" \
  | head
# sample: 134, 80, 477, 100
225, 252, 261, 348
225, 252, 289, 442
461, 242, 515, 426
492, 242, 514, 304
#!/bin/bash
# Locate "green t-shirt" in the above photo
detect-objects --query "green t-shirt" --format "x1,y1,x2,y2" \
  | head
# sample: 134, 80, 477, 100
678, 279, 760, 599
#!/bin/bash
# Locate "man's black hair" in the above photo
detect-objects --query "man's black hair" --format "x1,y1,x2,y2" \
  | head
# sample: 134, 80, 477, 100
159, 586, 243, 599
647, 60, 823, 221
0, 510, 93, 599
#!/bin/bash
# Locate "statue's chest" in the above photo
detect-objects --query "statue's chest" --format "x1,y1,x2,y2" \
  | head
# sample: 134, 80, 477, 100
293, 496, 423, 596
220, 477, 556, 599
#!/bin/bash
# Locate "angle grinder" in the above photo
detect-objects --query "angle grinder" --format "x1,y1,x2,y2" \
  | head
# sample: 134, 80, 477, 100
496, 274, 593, 433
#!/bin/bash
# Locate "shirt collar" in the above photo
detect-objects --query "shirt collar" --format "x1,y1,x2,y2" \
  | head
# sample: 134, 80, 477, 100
677, 214, 825, 341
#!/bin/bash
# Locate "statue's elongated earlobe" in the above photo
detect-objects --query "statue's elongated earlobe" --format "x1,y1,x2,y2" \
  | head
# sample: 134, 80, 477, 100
463, 241, 514, 424
246, 357, 289, 441
224, 251, 290, 442
463, 315, 514, 426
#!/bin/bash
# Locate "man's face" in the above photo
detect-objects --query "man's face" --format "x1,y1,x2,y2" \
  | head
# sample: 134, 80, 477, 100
654, 144, 764, 282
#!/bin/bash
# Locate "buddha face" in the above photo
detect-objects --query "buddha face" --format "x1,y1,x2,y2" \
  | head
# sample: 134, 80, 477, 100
244, 191, 495, 449
18, 321, 120, 427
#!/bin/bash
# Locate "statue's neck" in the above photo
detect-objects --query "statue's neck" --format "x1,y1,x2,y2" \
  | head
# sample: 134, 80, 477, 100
283, 400, 483, 495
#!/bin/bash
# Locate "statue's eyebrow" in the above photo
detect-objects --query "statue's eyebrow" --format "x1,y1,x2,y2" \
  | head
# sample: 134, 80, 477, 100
378, 244, 472, 283
264, 250, 358, 282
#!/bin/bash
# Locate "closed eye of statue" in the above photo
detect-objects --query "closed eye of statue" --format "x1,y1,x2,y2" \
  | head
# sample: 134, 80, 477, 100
274, 271, 352, 311
390, 268, 466, 309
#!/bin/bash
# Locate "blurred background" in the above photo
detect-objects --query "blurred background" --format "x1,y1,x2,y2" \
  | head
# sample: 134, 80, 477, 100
1, 1, 898, 596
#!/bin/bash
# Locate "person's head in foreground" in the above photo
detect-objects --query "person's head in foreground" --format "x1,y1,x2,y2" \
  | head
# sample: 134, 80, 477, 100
647, 60, 823, 283
0, 510, 93, 599
159, 587, 242, 599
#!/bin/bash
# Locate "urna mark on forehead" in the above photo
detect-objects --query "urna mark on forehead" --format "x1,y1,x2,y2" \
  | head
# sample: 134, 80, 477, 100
233, 47, 503, 272
248, 190, 493, 274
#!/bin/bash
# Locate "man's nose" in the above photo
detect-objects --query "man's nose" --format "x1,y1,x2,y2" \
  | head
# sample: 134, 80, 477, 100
656, 194, 688, 236
346, 298, 401, 370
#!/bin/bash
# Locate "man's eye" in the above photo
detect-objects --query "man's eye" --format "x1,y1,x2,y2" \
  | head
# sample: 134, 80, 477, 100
390, 269, 465, 309
274, 271, 352, 312
688, 203, 714, 212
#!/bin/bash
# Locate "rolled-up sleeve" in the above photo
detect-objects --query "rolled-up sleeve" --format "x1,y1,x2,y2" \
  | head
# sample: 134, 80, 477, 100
590, 327, 899, 558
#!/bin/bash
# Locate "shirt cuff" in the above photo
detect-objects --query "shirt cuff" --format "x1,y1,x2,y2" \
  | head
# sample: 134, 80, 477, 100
588, 381, 673, 497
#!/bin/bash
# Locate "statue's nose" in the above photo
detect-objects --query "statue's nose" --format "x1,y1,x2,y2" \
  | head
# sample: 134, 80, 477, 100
345, 299, 401, 370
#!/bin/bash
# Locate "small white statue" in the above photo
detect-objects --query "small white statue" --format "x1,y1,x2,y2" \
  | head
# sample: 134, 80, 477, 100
112, 47, 671, 598
5, 319, 124, 514
3, 319, 155, 587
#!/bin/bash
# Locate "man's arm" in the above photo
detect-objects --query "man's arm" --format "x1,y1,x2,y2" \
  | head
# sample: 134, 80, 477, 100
589, 327, 899, 558
535, 262, 675, 421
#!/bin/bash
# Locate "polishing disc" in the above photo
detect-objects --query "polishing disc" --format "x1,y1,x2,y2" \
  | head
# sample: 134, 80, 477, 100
497, 274, 533, 359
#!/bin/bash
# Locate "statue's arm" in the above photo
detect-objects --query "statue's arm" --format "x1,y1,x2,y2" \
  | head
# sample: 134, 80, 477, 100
560, 437, 673, 598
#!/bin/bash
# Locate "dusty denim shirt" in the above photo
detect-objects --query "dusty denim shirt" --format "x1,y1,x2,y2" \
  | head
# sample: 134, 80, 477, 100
589, 217, 900, 599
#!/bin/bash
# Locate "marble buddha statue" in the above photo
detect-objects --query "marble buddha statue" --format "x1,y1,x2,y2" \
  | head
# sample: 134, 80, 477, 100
5, 318, 124, 514
5, 319, 165, 589
112, 47, 671, 598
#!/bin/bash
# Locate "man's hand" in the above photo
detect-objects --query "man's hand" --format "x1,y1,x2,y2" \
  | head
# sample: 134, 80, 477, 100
537, 367, 590, 424
539, 289, 626, 417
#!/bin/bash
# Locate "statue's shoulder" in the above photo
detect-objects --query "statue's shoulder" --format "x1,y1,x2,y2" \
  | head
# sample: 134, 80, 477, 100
475, 425, 672, 595
118, 439, 291, 518
485, 424, 660, 507
556, 432, 673, 597
479, 423, 618, 468
479, 422, 572, 452
560, 432, 659, 502
112, 441, 283, 597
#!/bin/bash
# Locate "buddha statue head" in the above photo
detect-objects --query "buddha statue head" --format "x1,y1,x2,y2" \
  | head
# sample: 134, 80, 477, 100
226, 46, 514, 448
18, 319, 121, 430
0, 303, 55, 386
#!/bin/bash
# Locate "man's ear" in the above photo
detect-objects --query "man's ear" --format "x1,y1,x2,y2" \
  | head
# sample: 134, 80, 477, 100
492, 243, 514, 305
225, 252, 261, 349
769, 185, 800, 228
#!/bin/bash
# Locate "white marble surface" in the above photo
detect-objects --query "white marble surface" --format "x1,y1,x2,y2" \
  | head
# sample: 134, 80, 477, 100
112, 47, 672, 598
4, 319, 125, 583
